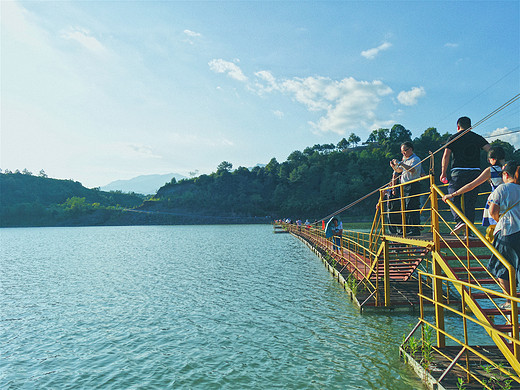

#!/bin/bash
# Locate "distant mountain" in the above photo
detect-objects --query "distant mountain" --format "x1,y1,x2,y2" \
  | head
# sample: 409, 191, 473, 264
101, 173, 187, 195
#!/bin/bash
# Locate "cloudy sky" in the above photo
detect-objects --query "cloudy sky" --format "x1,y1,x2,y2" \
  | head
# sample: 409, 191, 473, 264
1, 1, 519, 187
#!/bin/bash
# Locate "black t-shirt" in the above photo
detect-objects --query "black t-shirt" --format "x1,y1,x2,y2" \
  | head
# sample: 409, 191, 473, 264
447, 131, 488, 169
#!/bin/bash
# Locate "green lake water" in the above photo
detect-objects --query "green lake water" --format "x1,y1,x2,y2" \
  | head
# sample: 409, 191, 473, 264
0, 225, 425, 389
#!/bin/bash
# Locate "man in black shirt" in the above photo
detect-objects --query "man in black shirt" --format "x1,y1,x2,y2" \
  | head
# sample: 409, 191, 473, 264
440, 117, 490, 233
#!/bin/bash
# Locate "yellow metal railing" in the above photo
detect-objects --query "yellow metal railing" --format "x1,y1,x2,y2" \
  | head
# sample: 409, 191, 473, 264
415, 271, 520, 386
285, 222, 382, 305
279, 171, 520, 379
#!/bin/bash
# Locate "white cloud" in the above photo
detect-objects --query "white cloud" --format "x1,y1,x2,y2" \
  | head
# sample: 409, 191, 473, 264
273, 110, 284, 118
184, 29, 201, 38
209, 59, 248, 82
61, 27, 108, 54
277, 76, 392, 134
183, 29, 202, 44
445, 42, 459, 48
489, 127, 520, 147
212, 61, 398, 135
122, 143, 162, 159
254, 70, 279, 93
361, 42, 392, 60
279, 76, 333, 111
397, 86, 426, 106
306, 79, 393, 134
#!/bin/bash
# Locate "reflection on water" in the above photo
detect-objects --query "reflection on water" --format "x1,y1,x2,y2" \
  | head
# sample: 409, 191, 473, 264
0, 225, 424, 389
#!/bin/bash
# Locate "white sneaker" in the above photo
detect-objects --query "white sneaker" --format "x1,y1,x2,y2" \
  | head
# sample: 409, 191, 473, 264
451, 221, 466, 235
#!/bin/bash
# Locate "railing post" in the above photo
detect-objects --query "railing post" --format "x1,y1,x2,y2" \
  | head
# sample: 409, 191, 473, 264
384, 238, 390, 306
430, 174, 445, 347
400, 183, 406, 237
510, 276, 520, 359
379, 189, 385, 237
375, 251, 379, 307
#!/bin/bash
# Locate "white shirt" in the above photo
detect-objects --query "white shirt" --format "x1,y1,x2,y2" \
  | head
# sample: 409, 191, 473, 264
400, 153, 422, 183
488, 182, 520, 236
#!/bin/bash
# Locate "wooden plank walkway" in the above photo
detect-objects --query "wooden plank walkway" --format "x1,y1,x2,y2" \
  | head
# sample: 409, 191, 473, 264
294, 231, 460, 310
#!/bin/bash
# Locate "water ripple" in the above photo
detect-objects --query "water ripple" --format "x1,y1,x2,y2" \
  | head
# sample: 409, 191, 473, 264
0, 226, 424, 389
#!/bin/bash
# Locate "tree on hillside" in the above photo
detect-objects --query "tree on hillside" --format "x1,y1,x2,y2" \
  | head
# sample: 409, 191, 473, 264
348, 133, 361, 147
389, 124, 412, 143
217, 161, 233, 173
365, 128, 390, 145
265, 158, 280, 174
337, 138, 350, 150
490, 139, 516, 160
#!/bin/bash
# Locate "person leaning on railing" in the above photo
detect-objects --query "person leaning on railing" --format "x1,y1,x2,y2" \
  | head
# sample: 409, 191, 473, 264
486, 160, 520, 309
442, 146, 506, 229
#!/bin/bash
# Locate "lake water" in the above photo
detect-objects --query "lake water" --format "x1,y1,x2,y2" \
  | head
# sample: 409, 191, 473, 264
0, 225, 424, 389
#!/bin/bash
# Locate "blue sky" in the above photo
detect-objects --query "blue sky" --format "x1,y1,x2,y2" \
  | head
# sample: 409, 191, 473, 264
2, 1, 519, 188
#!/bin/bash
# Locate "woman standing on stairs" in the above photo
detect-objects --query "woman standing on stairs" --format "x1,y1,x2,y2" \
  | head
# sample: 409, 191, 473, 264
487, 160, 520, 308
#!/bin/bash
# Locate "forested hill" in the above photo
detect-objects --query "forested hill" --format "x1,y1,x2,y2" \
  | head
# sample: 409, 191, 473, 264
0, 173, 144, 226
2, 125, 518, 227
146, 125, 519, 222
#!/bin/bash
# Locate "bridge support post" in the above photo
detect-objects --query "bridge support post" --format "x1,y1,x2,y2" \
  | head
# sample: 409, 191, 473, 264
430, 174, 445, 347
384, 239, 390, 307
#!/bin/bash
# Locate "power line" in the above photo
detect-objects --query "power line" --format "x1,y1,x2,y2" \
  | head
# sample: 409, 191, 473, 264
484, 127, 520, 139
436, 65, 520, 126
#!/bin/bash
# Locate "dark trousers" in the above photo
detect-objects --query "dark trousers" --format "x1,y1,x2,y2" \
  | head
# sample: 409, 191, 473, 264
386, 193, 402, 233
402, 181, 421, 232
448, 169, 481, 224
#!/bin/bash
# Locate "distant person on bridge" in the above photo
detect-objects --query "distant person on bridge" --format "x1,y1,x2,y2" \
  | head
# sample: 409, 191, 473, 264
442, 146, 506, 227
390, 141, 422, 236
440, 116, 491, 234
325, 217, 343, 252
486, 160, 520, 308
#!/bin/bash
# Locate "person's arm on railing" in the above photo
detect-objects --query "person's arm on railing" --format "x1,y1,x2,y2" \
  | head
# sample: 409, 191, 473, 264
442, 167, 492, 203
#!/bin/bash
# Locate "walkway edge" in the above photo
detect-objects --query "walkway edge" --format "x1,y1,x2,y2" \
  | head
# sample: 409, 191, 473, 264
399, 347, 446, 390
290, 232, 362, 311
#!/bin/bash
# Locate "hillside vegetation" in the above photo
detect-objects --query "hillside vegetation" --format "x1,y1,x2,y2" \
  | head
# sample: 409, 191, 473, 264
2, 125, 518, 227
146, 125, 518, 222
0, 173, 144, 226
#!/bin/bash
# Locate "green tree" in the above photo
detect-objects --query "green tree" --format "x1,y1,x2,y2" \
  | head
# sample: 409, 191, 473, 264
217, 161, 233, 173
389, 124, 412, 143
348, 133, 361, 147
337, 138, 350, 150
365, 128, 390, 145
